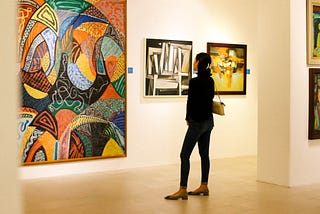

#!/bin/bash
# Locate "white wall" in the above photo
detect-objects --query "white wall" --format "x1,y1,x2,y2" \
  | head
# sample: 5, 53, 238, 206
20, 0, 258, 179
257, 0, 291, 186
257, 0, 320, 187
0, 0, 22, 213
290, 0, 320, 186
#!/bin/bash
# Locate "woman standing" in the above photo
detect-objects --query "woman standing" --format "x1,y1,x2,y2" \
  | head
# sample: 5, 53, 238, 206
165, 52, 215, 200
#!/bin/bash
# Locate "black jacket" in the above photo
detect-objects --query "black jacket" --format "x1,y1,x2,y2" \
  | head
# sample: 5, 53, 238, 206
185, 75, 214, 122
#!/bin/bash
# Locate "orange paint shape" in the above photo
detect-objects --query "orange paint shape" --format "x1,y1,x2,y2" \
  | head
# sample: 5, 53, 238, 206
73, 30, 90, 45
33, 0, 46, 5
55, 109, 77, 139
25, 140, 42, 162
105, 55, 117, 78
100, 84, 121, 99
35, 131, 56, 162
20, 22, 47, 70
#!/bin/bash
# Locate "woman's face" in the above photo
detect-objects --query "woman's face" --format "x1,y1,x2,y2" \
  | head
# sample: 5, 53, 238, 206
193, 59, 199, 71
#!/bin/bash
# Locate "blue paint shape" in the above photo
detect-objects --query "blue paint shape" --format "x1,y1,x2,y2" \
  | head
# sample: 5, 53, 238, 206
54, 141, 58, 160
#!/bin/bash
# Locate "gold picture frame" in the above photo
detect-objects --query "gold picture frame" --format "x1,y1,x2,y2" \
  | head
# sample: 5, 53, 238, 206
307, 0, 320, 65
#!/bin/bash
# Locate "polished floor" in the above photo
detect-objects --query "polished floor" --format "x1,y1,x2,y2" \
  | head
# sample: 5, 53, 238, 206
22, 156, 320, 214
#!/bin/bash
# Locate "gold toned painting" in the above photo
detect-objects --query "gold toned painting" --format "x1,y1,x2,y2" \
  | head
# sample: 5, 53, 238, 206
207, 43, 247, 95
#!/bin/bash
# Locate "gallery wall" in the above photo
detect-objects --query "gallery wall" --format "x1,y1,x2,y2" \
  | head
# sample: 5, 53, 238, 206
289, 0, 320, 186
1, 0, 22, 213
256, 0, 291, 186
20, 0, 258, 179
257, 0, 320, 187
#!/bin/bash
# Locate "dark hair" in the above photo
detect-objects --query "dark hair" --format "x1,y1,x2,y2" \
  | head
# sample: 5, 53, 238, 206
196, 52, 212, 77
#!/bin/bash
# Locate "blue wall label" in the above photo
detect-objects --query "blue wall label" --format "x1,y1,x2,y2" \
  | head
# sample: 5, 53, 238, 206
246, 69, 251, 75
128, 67, 133, 74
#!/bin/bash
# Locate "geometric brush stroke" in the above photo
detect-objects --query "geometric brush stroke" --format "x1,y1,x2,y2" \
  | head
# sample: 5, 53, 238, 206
21, 68, 52, 93
67, 63, 93, 91
31, 3, 58, 33
30, 110, 58, 138
47, 0, 91, 13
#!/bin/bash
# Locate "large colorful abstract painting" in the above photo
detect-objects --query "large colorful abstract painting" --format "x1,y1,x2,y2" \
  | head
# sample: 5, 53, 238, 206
17, 0, 126, 165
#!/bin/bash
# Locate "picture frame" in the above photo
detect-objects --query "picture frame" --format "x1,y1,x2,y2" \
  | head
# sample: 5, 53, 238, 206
307, 0, 320, 65
17, 0, 127, 165
144, 38, 193, 97
309, 68, 320, 139
207, 42, 247, 95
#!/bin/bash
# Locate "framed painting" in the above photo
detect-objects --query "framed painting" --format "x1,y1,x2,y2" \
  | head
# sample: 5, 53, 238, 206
17, 0, 127, 165
309, 68, 320, 139
145, 38, 192, 97
207, 43, 247, 95
307, 0, 320, 65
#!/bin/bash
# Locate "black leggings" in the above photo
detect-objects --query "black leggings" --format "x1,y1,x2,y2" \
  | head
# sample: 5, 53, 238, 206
179, 117, 213, 188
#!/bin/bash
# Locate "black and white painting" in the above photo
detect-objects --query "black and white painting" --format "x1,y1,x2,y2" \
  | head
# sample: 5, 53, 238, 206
145, 38, 192, 97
